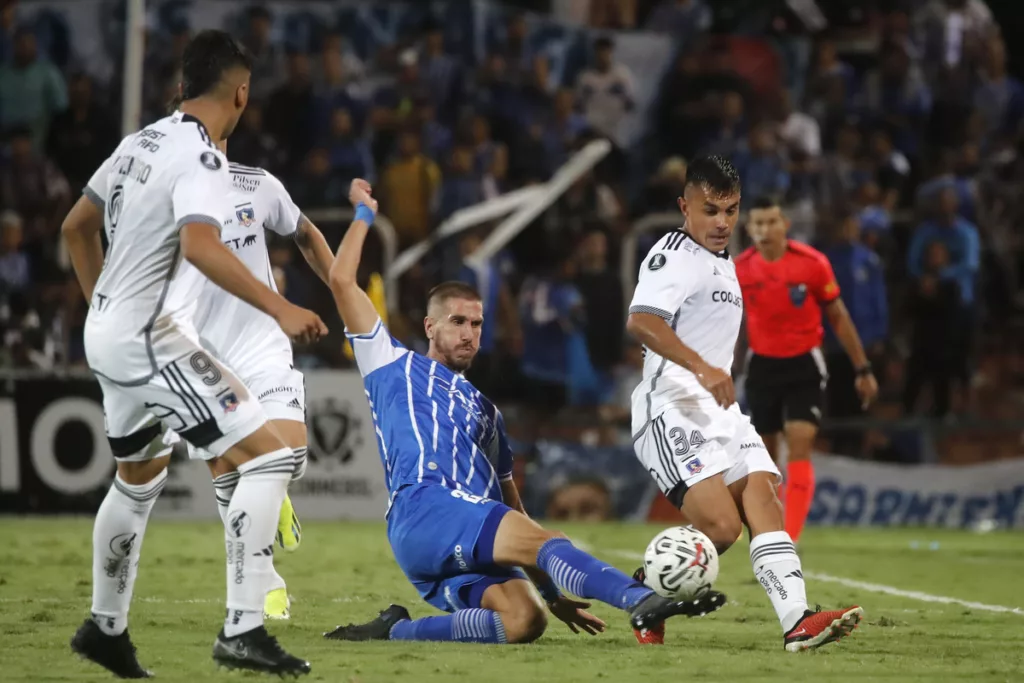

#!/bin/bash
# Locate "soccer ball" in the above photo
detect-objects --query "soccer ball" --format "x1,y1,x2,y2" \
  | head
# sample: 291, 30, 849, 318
642, 526, 719, 600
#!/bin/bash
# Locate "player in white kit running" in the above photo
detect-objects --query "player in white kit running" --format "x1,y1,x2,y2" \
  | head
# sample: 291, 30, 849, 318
626, 156, 863, 651
185, 138, 336, 621
62, 31, 318, 677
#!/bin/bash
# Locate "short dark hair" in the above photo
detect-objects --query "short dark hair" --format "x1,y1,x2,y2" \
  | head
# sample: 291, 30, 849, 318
683, 155, 741, 196
427, 281, 481, 309
594, 36, 614, 51
181, 30, 253, 100
750, 194, 783, 211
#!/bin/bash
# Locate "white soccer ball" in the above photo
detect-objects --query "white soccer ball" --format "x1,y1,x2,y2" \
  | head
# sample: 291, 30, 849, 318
642, 526, 719, 600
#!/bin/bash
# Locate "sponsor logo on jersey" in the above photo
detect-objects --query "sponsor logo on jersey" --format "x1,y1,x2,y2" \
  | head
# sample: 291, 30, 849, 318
739, 441, 764, 450
220, 392, 240, 413
200, 151, 222, 170
685, 458, 705, 475
648, 253, 667, 271
258, 385, 293, 401
789, 283, 808, 306
236, 205, 255, 227
711, 290, 743, 308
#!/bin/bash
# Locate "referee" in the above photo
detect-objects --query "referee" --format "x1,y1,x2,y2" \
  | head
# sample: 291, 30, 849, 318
736, 196, 878, 543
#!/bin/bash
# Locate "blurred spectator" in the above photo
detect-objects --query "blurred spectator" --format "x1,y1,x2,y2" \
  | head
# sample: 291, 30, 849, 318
314, 32, 365, 93
469, 114, 507, 194
314, 38, 369, 133
733, 123, 790, 209
265, 53, 316, 167
907, 186, 980, 407
439, 146, 484, 221
542, 88, 588, 170
859, 41, 932, 159
777, 90, 821, 159
574, 229, 623, 386
373, 48, 430, 125
379, 129, 441, 246
542, 171, 620, 255
324, 107, 374, 184
590, 0, 638, 29
823, 213, 888, 435
904, 240, 960, 417
973, 36, 1024, 149
494, 12, 534, 86
518, 254, 585, 416
914, 0, 994, 82
414, 97, 453, 163
288, 146, 347, 209
0, 210, 29, 294
656, 52, 710, 159
0, 0, 17, 64
228, 103, 286, 171
640, 155, 687, 214
868, 128, 911, 210
644, 0, 712, 44
0, 27, 67, 147
470, 52, 526, 144
700, 89, 746, 157
854, 181, 893, 252
0, 127, 71, 256
805, 38, 857, 119
45, 73, 117, 194
575, 36, 635, 149
457, 229, 519, 396
819, 121, 866, 212
241, 5, 286, 101
419, 23, 463, 123
508, 121, 550, 186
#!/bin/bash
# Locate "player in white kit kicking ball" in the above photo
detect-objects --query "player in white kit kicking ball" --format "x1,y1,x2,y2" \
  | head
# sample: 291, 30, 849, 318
180, 136, 336, 621
62, 31, 321, 677
625, 156, 863, 650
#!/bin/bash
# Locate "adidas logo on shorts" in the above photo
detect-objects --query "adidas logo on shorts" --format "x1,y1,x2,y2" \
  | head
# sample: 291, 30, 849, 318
287, 398, 302, 409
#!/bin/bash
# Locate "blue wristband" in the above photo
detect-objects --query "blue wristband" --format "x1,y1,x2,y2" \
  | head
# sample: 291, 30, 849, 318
354, 203, 375, 225
538, 578, 561, 603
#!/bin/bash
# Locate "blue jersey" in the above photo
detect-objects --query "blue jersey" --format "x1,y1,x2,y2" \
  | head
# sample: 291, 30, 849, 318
348, 318, 514, 510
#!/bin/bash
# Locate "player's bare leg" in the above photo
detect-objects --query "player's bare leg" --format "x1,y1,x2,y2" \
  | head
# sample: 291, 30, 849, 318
730, 471, 862, 651
72, 450, 171, 679
781, 420, 816, 544
211, 426, 310, 675
491, 510, 726, 634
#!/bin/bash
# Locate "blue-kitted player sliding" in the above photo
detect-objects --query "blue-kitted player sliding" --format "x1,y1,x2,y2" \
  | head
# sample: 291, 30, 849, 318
322, 179, 726, 645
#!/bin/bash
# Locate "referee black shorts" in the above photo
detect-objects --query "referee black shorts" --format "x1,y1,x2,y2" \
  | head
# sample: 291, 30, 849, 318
745, 350, 828, 435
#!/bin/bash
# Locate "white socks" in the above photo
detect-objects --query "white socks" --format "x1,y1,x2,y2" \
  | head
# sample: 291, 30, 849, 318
91, 469, 168, 636
223, 448, 293, 637
212, 469, 287, 599
749, 531, 809, 633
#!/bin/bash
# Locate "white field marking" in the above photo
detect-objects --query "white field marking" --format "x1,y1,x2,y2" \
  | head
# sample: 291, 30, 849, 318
601, 548, 1024, 616
0, 595, 373, 605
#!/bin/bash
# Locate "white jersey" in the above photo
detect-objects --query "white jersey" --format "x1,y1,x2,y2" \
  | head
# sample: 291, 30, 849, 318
191, 163, 302, 373
629, 230, 744, 435
83, 111, 230, 385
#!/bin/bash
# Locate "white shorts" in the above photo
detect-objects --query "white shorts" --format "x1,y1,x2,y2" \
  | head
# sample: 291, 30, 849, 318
99, 349, 267, 462
633, 402, 779, 507
178, 360, 305, 462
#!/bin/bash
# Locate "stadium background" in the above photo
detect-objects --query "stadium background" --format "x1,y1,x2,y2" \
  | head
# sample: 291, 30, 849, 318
1, 0, 1023, 532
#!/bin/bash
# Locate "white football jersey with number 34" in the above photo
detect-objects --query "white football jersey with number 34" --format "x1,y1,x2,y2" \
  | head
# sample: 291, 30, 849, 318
629, 230, 744, 436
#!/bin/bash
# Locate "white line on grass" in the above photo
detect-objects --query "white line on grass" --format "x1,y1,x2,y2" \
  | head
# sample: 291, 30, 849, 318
601, 548, 1024, 616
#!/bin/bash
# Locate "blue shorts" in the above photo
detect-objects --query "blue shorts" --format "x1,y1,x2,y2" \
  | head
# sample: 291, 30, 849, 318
387, 483, 525, 613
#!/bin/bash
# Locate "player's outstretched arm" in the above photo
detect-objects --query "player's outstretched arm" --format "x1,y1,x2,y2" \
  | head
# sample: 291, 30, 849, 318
181, 222, 327, 344
294, 215, 334, 285
327, 179, 381, 336
823, 298, 878, 408
62, 195, 105, 303
627, 312, 735, 408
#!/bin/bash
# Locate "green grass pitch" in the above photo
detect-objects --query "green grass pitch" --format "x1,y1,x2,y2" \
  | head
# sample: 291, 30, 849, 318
1, 520, 1022, 682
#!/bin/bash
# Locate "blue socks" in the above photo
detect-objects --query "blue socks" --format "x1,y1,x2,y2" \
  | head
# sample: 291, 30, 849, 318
389, 609, 508, 644
536, 538, 652, 610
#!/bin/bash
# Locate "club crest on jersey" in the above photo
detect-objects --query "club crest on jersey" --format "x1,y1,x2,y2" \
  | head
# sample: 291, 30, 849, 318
789, 283, 808, 306
219, 392, 240, 413
685, 458, 705, 475
236, 205, 255, 227
200, 151, 222, 170
648, 253, 667, 271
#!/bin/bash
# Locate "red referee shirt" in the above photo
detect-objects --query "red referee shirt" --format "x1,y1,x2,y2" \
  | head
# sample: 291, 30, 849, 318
736, 240, 841, 358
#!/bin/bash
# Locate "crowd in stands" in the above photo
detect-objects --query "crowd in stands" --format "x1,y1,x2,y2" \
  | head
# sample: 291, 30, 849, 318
1, 0, 1023, 466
